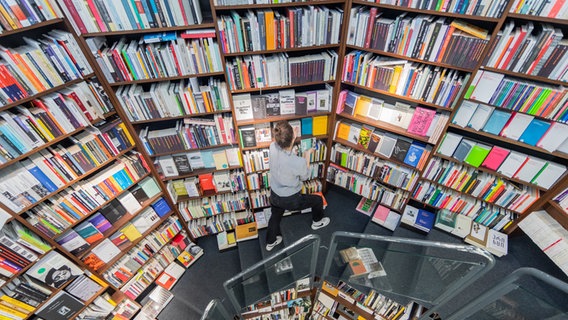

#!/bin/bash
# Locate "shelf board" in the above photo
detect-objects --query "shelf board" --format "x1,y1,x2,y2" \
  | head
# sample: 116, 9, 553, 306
351, 0, 501, 22
506, 13, 568, 25
329, 160, 413, 192
236, 111, 331, 126
545, 201, 568, 230
148, 143, 236, 157
333, 137, 419, 170
343, 81, 454, 111
223, 44, 340, 56
346, 44, 475, 73
162, 165, 243, 181
230, 80, 335, 94
0, 18, 64, 38
448, 123, 568, 161
481, 66, 567, 87
130, 110, 232, 125
81, 22, 217, 37
109, 71, 225, 86
214, 0, 345, 10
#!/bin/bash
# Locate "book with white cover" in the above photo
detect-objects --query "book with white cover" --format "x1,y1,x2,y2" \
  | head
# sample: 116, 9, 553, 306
537, 122, 568, 152
452, 101, 479, 127
232, 94, 254, 121
513, 157, 547, 182
486, 229, 508, 257
500, 113, 534, 140
531, 162, 566, 189
437, 132, 462, 156
467, 104, 494, 130
470, 71, 505, 103
497, 151, 528, 178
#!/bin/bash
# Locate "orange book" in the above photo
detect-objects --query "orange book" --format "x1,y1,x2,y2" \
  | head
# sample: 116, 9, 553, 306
265, 10, 275, 50
1, 49, 45, 92
366, 65, 377, 88
541, 91, 567, 118
0, 5, 20, 29
53, 206, 78, 224
492, 35, 514, 68
288, 9, 295, 48
240, 60, 251, 89
436, 26, 455, 63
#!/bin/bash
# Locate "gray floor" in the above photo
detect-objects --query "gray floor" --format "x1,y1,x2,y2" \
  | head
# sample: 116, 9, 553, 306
158, 186, 568, 319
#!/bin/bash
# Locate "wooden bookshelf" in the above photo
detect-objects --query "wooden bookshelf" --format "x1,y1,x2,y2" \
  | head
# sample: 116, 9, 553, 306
81, 22, 217, 37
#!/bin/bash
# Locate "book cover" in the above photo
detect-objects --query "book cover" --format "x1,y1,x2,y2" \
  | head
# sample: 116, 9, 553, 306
407, 107, 436, 136
437, 132, 463, 156
265, 93, 280, 116
391, 137, 412, 163
91, 238, 121, 263
357, 125, 373, 149
239, 126, 256, 148
518, 118, 551, 146
172, 154, 192, 175
372, 204, 390, 223
55, 230, 90, 256
279, 89, 296, 115
481, 109, 512, 135
251, 95, 267, 119
464, 222, 488, 247
75, 222, 103, 244
481, 146, 510, 171
198, 173, 216, 195
464, 143, 492, 168
98, 199, 127, 224
27, 251, 82, 289
486, 229, 508, 257
414, 209, 435, 232
452, 101, 478, 127
35, 291, 83, 320
355, 198, 377, 216
434, 210, 457, 233
367, 132, 382, 154
301, 117, 313, 136
467, 104, 494, 130
343, 91, 359, 115
232, 93, 254, 121
500, 112, 534, 140
378, 133, 397, 158
295, 93, 308, 115
312, 115, 328, 136
404, 142, 426, 167
452, 138, 476, 162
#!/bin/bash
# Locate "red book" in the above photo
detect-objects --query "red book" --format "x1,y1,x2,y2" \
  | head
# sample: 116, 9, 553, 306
481, 146, 510, 171
85, 0, 107, 32
198, 173, 216, 195
59, 0, 88, 33
364, 8, 378, 49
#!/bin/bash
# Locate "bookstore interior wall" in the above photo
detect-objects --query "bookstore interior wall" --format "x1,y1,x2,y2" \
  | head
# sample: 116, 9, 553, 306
0, 0, 567, 318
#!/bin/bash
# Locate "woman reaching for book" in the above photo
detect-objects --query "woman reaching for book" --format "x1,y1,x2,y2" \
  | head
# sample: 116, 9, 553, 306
266, 121, 330, 251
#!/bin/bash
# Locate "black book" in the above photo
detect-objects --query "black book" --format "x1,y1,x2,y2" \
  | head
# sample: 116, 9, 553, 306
98, 199, 127, 224
172, 154, 192, 175
36, 291, 83, 320
295, 94, 308, 115
391, 138, 412, 163
251, 95, 267, 119
239, 127, 256, 148
265, 93, 280, 116
130, 185, 150, 205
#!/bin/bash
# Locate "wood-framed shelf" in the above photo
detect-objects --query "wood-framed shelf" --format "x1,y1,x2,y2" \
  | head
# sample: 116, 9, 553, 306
545, 200, 568, 230
415, 178, 530, 214
0, 18, 65, 38
325, 180, 404, 212
447, 123, 568, 161
345, 44, 476, 73
28, 275, 80, 319
333, 138, 420, 171
95, 210, 175, 274
214, 0, 345, 10
14, 146, 136, 215
236, 111, 332, 126
329, 160, 414, 192
108, 71, 226, 87
342, 81, 455, 111
147, 143, 236, 157
230, 80, 336, 94
68, 283, 110, 320
465, 97, 565, 127
0, 248, 54, 292
183, 207, 249, 222
175, 189, 241, 203
223, 44, 340, 57
80, 22, 217, 37
351, 0, 501, 22
116, 229, 182, 290
433, 152, 551, 192
337, 112, 433, 144
0, 75, 95, 113
60, 186, 160, 249
481, 66, 567, 87
130, 110, 232, 125
162, 165, 244, 182
506, 13, 568, 25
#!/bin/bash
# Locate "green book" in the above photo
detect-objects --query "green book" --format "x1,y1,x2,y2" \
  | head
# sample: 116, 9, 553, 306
434, 210, 457, 233
464, 144, 491, 168
139, 177, 161, 198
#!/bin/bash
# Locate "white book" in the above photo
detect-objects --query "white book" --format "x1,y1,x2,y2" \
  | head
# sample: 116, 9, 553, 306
452, 101, 479, 127
92, 238, 121, 263
513, 156, 546, 182
470, 71, 504, 103
467, 103, 494, 131
279, 89, 296, 115
536, 122, 568, 152
117, 191, 143, 214
486, 229, 508, 257
232, 94, 254, 121
437, 132, 462, 156
497, 151, 528, 178
500, 112, 534, 140
531, 162, 566, 189
157, 155, 179, 177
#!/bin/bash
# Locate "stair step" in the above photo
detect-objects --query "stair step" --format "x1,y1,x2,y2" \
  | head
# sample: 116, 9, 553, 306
237, 238, 270, 308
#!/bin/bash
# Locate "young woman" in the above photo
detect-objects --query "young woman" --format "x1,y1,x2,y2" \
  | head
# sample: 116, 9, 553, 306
266, 121, 330, 251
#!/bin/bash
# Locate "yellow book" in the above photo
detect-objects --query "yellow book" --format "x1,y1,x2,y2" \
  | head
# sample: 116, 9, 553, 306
0, 296, 34, 313
450, 20, 488, 39
86, 270, 108, 288
117, 123, 136, 146
321, 281, 338, 296
235, 222, 257, 241
430, 67, 447, 101
33, 117, 56, 141
0, 6, 19, 29
0, 300, 31, 316
335, 121, 351, 140
354, 96, 372, 117
485, 179, 504, 201
135, 52, 150, 79
227, 231, 236, 245
0, 302, 27, 319
121, 224, 143, 241
388, 66, 403, 93
265, 10, 276, 50
312, 115, 328, 136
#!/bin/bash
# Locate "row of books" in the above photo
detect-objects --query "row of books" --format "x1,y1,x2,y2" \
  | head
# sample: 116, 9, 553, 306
247, 171, 269, 190
166, 170, 247, 202
467, 71, 568, 122
249, 189, 270, 209
103, 216, 183, 287
302, 178, 323, 194
242, 148, 269, 173
214, 0, 304, 5
375, 0, 508, 17
117, 78, 231, 122
75, 291, 121, 320
437, 132, 567, 189
0, 0, 61, 31
0, 30, 92, 102
58, 0, 203, 33
509, 0, 568, 19
139, 115, 236, 155
187, 212, 246, 238
413, 179, 537, 214
242, 278, 310, 316
452, 100, 568, 153
225, 51, 338, 90
154, 147, 242, 178
233, 85, 333, 121
347, 10, 489, 69
56, 194, 169, 258
217, 6, 342, 53
342, 52, 470, 109
518, 210, 568, 276
331, 143, 420, 191
423, 157, 541, 208
334, 120, 432, 170
83, 203, 174, 272
327, 165, 408, 210
338, 89, 449, 142
177, 191, 250, 221
356, 199, 401, 231
484, 22, 568, 80
88, 36, 222, 83
0, 221, 50, 278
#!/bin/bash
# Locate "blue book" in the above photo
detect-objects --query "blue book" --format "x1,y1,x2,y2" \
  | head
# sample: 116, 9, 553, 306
403, 142, 426, 167
0, 123, 27, 153
24, 162, 58, 192
301, 118, 313, 136
415, 209, 435, 232
151, 197, 171, 217
482, 110, 511, 135
200, 150, 215, 168
112, 170, 132, 190
518, 119, 551, 146
120, 0, 139, 29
